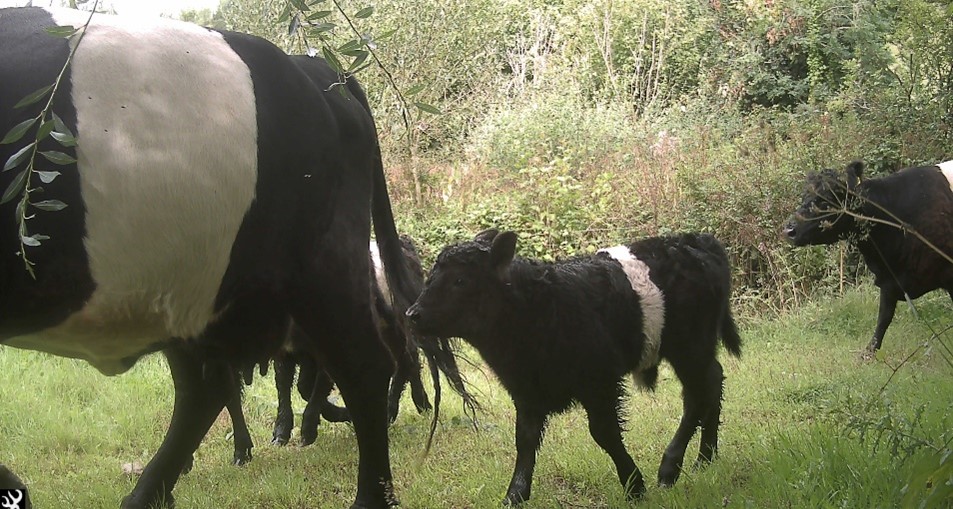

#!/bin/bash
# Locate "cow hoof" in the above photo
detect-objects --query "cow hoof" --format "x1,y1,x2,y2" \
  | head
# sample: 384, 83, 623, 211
121, 491, 175, 509
349, 501, 398, 509
414, 401, 433, 414
233, 448, 252, 466
657, 467, 679, 488
180, 455, 193, 475
300, 433, 317, 447
271, 434, 290, 446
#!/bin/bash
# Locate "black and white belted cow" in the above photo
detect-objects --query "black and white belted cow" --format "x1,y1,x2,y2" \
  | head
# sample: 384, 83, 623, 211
0, 7, 420, 508
784, 160, 953, 357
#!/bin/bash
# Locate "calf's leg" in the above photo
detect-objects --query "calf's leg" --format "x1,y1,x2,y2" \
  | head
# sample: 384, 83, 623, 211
503, 407, 547, 506
300, 369, 337, 446
405, 349, 432, 414
387, 344, 431, 422
657, 365, 707, 487
121, 346, 231, 509
694, 360, 724, 468
582, 393, 644, 500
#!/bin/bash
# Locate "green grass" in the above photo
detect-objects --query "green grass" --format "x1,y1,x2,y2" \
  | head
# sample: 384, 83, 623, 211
1, 285, 950, 508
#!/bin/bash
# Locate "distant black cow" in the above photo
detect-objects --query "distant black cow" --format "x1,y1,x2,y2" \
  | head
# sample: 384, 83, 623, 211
783, 160, 953, 356
0, 8, 427, 508
406, 230, 742, 505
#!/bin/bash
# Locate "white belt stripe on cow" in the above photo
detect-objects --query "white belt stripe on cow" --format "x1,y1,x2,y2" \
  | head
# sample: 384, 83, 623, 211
598, 246, 664, 378
938, 160, 953, 190
32, 9, 259, 374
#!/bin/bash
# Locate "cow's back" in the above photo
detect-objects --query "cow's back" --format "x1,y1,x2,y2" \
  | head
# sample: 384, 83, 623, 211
861, 165, 953, 297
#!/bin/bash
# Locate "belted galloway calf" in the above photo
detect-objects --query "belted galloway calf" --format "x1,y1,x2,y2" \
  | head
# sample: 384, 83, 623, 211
783, 160, 953, 356
406, 230, 741, 505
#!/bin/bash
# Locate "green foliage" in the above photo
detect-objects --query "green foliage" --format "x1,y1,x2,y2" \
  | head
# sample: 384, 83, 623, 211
467, 90, 632, 171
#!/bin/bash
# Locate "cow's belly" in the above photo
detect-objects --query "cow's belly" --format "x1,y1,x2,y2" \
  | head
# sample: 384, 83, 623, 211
4, 310, 168, 375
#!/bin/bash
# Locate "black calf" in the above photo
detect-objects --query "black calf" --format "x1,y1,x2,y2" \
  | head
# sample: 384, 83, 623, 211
407, 230, 741, 504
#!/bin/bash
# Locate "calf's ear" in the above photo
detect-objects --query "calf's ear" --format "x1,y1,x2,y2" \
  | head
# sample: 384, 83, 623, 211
846, 161, 864, 189
489, 231, 518, 281
474, 228, 500, 246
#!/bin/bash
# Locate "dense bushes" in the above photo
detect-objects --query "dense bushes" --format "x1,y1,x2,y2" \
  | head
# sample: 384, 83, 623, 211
210, 0, 952, 315
393, 99, 948, 315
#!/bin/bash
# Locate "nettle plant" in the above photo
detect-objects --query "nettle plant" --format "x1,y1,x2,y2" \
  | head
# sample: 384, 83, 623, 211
1, 16, 92, 277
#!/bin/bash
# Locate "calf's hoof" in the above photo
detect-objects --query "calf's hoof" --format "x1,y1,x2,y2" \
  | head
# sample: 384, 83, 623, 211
271, 428, 291, 446
414, 399, 433, 414
502, 491, 529, 506
233, 447, 252, 466
300, 430, 318, 446
624, 472, 646, 500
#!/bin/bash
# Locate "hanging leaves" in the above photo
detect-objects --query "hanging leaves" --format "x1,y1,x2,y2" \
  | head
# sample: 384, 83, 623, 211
13, 85, 53, 109
39, 150, 77, 165
3, 142, 36, 173
31, 199, 68, 212
1, 170, 29, 205
1, 118, 38, 145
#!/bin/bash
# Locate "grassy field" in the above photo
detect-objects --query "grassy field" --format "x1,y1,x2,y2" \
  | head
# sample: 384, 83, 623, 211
0, 285, 950, 508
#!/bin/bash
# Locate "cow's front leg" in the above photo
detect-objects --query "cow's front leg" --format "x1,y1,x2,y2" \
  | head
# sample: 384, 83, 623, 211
865, 287, 899, 358
121, 346, 230, 509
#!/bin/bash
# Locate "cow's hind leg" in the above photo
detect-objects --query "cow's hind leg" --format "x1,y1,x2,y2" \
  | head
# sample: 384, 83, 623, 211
121, 346, 232, 509
582, 389, 644, 500
271, 353, 296, 446
693, 360, 724, 468
657, 361, 708, 487
290, 277, 396, 508
226, 377, 254, 465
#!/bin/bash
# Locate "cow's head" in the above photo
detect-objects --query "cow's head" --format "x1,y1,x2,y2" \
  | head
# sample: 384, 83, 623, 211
406, 229, 517, 339
783, 161, 864, 246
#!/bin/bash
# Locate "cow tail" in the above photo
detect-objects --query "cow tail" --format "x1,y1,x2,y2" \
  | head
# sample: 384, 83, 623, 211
720, 305, 742, 357
370, 144, 421, 315
369, 144, 480, 452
